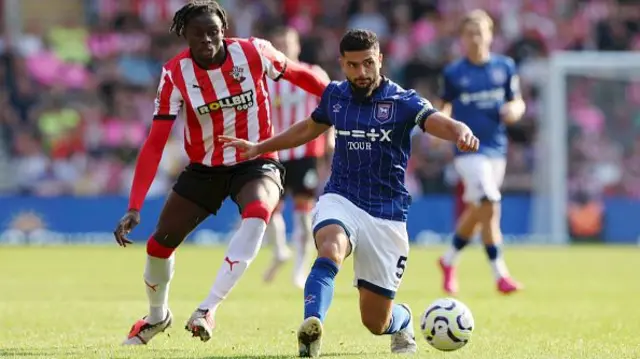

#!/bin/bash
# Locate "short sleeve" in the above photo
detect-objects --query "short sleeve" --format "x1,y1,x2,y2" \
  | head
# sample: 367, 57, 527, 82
408, 94, 438, 132
153, 67, 183, 120
250, 37, 288, 81
310, 86, 333, 126
504, 58, 520, 102
438, 71, 458, 103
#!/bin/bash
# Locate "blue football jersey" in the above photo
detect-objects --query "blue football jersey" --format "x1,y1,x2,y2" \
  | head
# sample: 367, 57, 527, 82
310, 78, 436, 222
440, 54, 519, 157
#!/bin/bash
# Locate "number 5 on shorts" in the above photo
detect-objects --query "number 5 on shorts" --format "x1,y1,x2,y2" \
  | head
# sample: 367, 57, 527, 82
395, 256, 408, 279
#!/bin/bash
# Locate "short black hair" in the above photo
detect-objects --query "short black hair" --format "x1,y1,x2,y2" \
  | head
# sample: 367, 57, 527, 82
339, 29, 379, 55
170, 0, 228, 37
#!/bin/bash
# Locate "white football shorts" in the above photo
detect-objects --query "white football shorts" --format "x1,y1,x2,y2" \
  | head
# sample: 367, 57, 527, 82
311, 193, 409, 299
453, 154, 506, 204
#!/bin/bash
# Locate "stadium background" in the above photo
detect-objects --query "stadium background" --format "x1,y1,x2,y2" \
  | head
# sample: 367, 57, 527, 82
0, 0, 639, 245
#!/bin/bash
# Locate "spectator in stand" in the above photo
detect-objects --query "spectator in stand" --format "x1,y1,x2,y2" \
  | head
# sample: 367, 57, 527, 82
0, 0, 639, 200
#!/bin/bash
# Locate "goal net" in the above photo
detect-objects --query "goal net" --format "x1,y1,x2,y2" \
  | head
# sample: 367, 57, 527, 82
533, 52, 640, 244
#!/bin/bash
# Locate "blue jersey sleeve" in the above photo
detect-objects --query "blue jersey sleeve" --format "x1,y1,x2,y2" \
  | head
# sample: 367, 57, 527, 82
407, 93, 438, 131
439, 70, 458, 103
310, 84, 333, 126
504, 57, 520, 102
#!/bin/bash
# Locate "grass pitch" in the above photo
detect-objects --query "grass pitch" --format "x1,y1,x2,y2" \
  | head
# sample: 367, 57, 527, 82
1, 245, 639, 359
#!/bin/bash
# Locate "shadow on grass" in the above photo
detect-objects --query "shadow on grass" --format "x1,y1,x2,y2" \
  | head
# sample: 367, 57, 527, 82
195, 353, 369, 359
1, 348, 372, 359
0, 348, 79, 357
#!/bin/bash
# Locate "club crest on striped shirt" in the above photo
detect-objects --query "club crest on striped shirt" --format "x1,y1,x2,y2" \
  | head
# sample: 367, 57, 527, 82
230, 66, 246, 83
374, 101, 394, 123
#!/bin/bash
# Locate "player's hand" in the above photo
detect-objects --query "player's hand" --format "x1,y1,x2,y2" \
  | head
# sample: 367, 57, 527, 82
456, 126, 479, 152
219, 135, 260, 159
114, 210, 140, 247
500, 102, 523, 124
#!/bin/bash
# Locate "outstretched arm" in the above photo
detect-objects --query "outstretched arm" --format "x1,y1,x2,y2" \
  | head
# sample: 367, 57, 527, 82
258, 118, 329, 154
251, 37, 328, 97
422, 112, 472, 143
282, 61, 329, 97
220, 118, 330, 159
128, 120, 174, 211
412, 96, 478, 152
128, 67, 183, 211
115, 117, 174, 247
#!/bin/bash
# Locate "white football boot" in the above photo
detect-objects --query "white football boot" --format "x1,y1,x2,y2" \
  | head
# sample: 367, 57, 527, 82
122, 309, 172, 345
185, 308, 215, 342
390, 304, 418, 354
297, 316, 323, 357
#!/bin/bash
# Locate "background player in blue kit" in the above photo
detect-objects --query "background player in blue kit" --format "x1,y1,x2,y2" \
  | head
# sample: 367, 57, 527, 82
220, 29, 479, 357
437, 10, 527, 296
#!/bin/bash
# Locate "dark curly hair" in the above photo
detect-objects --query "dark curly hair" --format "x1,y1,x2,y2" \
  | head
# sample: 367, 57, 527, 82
170, 0, 228, 37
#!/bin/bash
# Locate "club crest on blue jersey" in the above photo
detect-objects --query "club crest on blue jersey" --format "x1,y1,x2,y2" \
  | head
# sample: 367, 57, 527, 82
374, 101, 394, 123
490, 68, 506, 84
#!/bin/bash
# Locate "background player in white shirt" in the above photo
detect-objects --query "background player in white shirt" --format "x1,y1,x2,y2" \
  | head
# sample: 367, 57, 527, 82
263, 27, 332, 288
437, 10, 527, 295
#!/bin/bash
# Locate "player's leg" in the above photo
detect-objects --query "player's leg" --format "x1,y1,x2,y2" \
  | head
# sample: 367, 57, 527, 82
263, 199, 290, 283
290, 158, 319, 288
482, 158, 522, 294
291, 194, 315, 288
439, 155, 484, 295
189, 160, 283, 341
355, 214, 415, 353
298, 194, 354, 357
123, 190, 211, 345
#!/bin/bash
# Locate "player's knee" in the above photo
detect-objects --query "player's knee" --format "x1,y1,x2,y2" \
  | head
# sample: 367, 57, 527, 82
146, 234, 179, 258
293, 195, 315, 213
273, 200, 285, 213
477, 199, 499, 222
236, 178, 281, 212
360, 312, 389, 335
314, 225, 350, 265
241, 200, 272, 223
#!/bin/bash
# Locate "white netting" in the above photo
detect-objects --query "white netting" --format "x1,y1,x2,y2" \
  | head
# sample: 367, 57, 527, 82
533, 52, 640, 243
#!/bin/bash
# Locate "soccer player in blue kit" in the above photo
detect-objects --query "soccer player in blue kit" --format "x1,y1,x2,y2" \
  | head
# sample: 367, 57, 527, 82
437, 10, 527, 295
220, 29, 479, 357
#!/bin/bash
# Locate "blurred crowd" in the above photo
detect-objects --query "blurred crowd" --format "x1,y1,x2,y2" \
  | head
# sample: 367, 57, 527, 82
0, 0, 639, 199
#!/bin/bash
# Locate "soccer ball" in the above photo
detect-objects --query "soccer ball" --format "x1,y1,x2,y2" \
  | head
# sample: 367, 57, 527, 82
420, 297, 474, 351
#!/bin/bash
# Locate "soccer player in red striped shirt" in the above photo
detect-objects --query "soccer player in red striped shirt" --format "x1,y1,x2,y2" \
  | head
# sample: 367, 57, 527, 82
262, 26, 332, 288
114, 1, 328, 345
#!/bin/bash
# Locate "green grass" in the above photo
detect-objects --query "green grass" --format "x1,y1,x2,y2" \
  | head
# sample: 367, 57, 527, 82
1, 245, 639, 359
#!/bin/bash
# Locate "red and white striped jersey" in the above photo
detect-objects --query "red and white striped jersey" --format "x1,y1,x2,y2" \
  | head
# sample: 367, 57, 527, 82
267, 65, 326, 162
153, 37, 286, 167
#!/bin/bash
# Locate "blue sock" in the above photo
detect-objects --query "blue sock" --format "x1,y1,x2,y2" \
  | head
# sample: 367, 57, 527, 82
303, 257, 339, 322
383, 304, 411, 335
452, 234, 470, 251
484, 244, 500, 260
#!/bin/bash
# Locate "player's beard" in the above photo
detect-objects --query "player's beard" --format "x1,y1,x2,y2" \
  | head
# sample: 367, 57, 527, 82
348, 75, 378, 99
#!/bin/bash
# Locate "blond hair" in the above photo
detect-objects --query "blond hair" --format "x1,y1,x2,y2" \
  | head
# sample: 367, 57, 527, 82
460, 9, 494, 33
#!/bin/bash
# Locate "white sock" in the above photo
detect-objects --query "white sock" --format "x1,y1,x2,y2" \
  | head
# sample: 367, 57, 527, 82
292, 210, 313, 286
442, 234, 472, 266
266, 210, 289, 261
490, 257, 509, 280
441, 247, 460, 266
144, 254, 175, 324
198, 218, 267, 313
